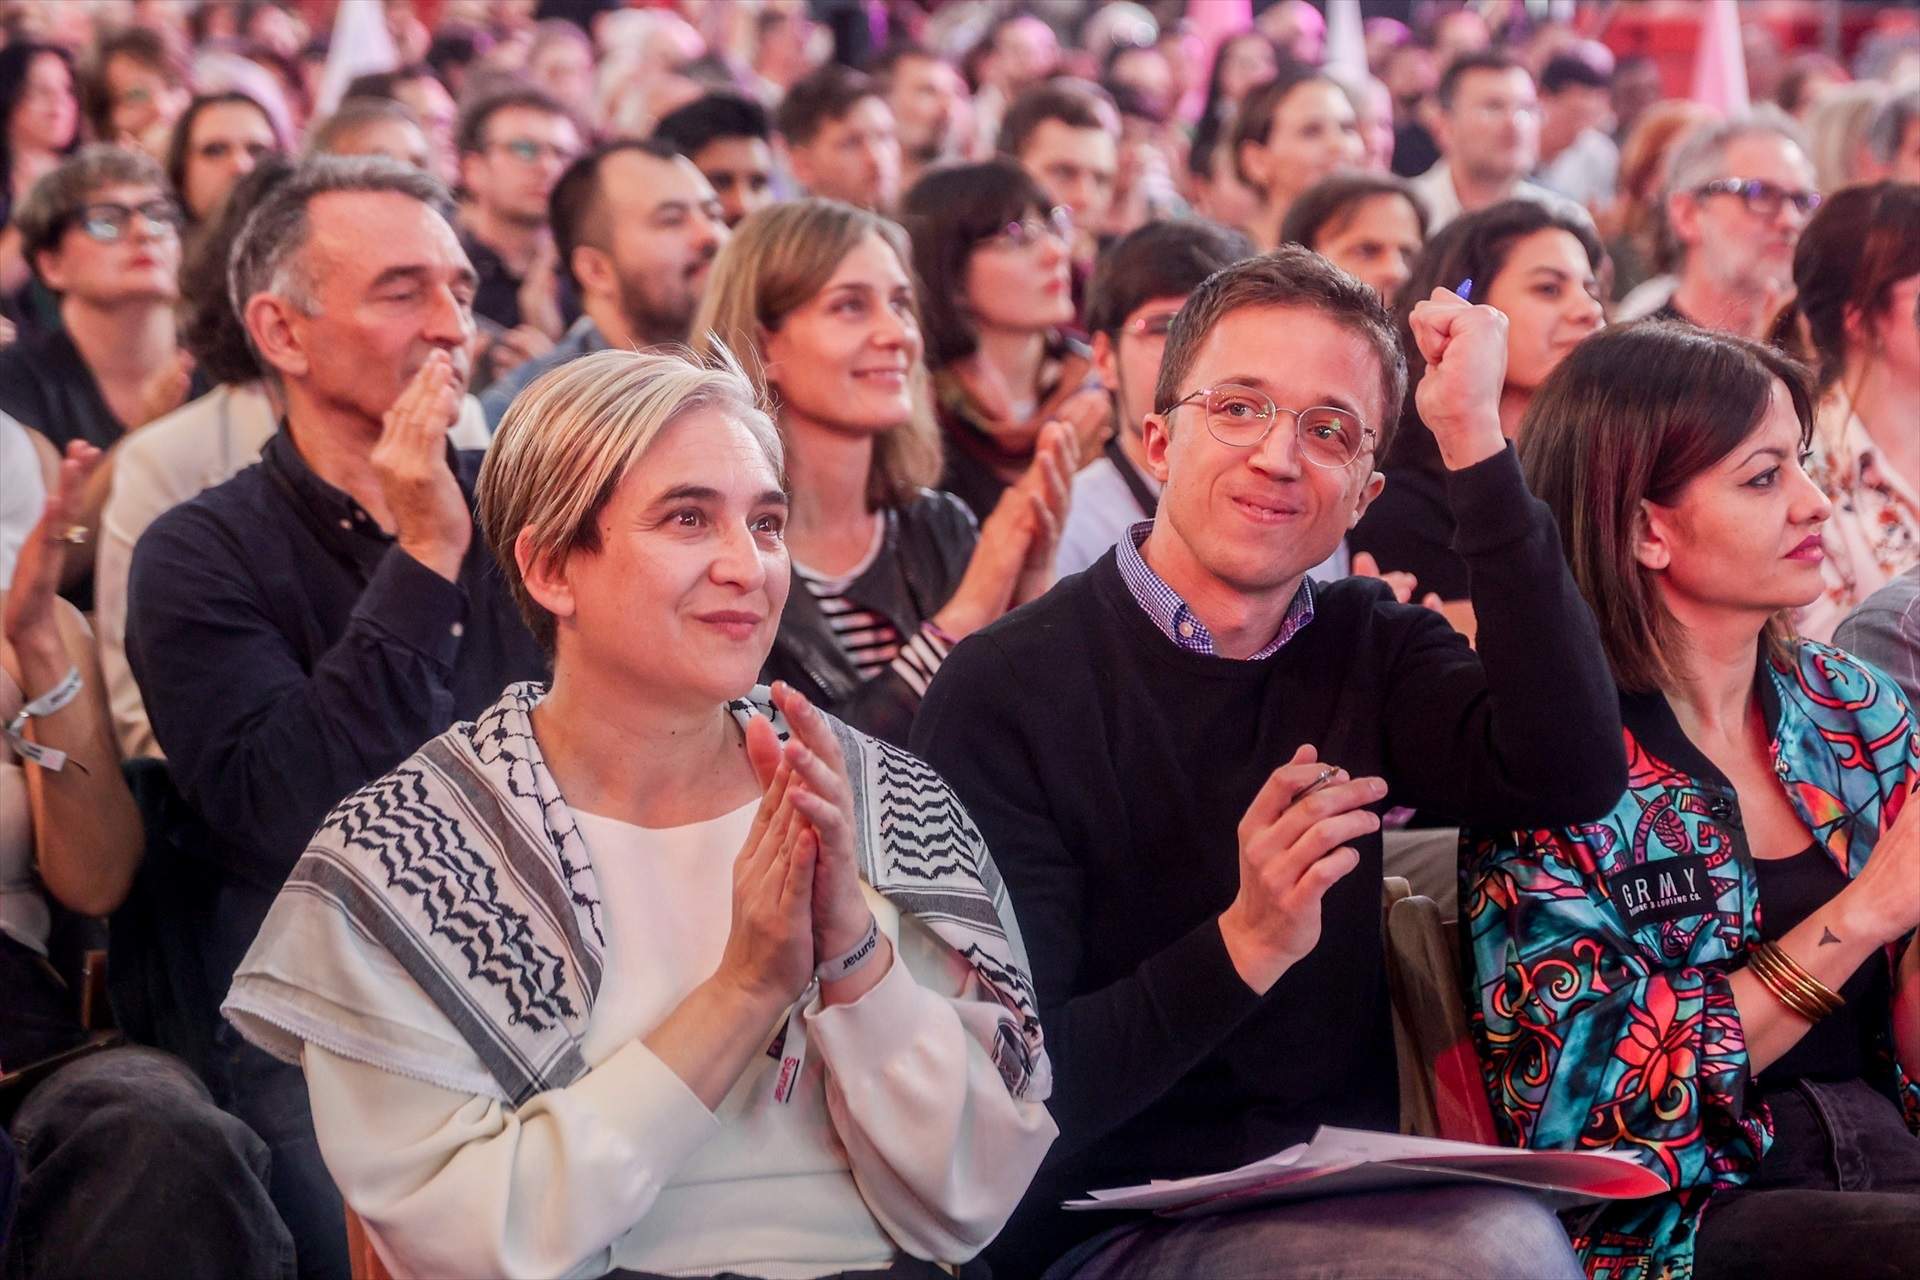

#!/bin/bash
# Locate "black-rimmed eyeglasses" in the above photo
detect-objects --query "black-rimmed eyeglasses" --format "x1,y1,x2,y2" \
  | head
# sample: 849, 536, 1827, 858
1161, 383, 1374, 467
65, 198, 182, 242
1693, 177, 1821, 219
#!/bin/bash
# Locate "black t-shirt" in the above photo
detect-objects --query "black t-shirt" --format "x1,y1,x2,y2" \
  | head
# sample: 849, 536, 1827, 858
0, 327, 125, 450
1752, 844, 1889, 1087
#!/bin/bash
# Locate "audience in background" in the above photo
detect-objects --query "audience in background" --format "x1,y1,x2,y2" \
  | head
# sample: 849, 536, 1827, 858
0, 42, 80, 297
1804, 81, 1894, 193
1835, 564, 1920, 710
165, 91, 281, 229
1351, 200, 1604, 607
776, 63, 900, 213
523, 18, 596, 128
1410, 50, 1577, 230
1280, 171, 1429, 303
1866, 87, 1920, 182
998, 79, 1117, 268
966, 11, 1060, 159
345, 63, 459, 184
1535, 46, 1618, 207
1477, 321, 1920, 1280
1187, 31, 1277, 229
1602, 98, 1719, 305
0, 145, 189, 455
902, 159, 1110, 521
481, 138, 726, 426
1055, 217, 1251, 577
1230, 65, 1364, 251
1648, 113, 1817, 335
453, 84, 581, 346
1383, 40, 1441, 179
870, 42, 972, 194
125, 158, 548, 1280
694, 199, 1068, 744
82, 26, 190, 160
652, 90, 775, 228
1773, 182, 1920, 642
303, 97, 429, 169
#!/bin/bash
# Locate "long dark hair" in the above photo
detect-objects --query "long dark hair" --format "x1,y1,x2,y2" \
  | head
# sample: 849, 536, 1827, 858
897, 158, 1052, 370
179, 153, 295, 386
1767, 181, 1920, 391
1189, 33, 1282, 180
1519, 323, 1815, 693
165, 91, 283, 221
1386, 199, 1604, 474
0, 42, 78, 200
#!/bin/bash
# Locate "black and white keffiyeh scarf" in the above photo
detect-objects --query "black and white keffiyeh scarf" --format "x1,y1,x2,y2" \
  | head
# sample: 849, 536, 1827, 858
223, 682, 1049, 1107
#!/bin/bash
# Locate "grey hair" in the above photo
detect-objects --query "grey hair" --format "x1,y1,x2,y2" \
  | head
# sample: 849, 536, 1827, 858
1865, 89, 1920, 166
1662, 107, 1810, 201
14, 145, 169, 280
226, 154, 451, 324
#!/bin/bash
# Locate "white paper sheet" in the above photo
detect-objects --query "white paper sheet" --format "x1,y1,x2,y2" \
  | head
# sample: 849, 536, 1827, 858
1065, 1126, 1669, 1217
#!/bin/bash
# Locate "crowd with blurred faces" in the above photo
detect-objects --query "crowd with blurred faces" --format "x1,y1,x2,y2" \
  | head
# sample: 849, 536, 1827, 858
1, 2, 1919, 1279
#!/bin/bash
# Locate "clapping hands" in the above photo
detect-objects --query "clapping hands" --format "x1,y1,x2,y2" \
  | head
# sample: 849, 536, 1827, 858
720, 682, 881, 1012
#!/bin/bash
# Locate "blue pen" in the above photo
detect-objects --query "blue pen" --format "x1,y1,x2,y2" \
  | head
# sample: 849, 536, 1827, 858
1454, 277, 1473, 300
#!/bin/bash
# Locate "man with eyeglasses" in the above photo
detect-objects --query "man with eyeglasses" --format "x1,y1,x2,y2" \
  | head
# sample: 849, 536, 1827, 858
0, 145, 199, 581
124, 157, 547, 1279
452, 84, 582, 361
1409, 49, 1586, 231
1650, 113, 1818, 338
913, 248, 1625, 1280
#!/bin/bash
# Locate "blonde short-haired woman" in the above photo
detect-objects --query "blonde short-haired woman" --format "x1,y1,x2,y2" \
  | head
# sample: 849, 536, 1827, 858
692, 199, 1073, 746
223, 347, 1055, 1280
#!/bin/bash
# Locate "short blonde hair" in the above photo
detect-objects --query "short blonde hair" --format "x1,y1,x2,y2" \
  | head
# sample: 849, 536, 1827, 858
690, 198, 942, 511
477, 345, 783, 653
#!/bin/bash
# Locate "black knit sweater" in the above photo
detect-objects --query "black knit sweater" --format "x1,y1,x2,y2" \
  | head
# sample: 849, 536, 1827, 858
911, 446, 1626, 1277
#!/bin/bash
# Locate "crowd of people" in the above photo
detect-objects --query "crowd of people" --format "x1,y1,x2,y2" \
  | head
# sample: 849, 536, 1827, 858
1, 2, 1918, 1279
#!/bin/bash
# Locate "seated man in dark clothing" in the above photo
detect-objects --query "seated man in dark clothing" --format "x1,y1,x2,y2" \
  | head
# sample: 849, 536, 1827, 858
125, 156, 547, 1280
912, 248, 1627, 1279
452, 82, 582, 382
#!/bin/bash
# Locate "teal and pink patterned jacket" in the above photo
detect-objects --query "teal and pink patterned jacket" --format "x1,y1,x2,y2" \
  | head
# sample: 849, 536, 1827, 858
1462, 640, 1920, 1280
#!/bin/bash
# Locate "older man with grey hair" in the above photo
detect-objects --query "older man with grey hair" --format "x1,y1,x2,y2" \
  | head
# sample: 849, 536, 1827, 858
1644, 111, 1818, 336
124, 155, 545, 1280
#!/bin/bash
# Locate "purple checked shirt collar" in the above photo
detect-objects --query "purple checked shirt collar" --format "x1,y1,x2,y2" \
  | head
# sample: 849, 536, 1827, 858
1115, 521, 1314, 660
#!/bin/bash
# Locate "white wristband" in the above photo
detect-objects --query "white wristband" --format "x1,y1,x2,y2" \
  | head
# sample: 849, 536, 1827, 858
5, 665, 81, 772
816, 914, 881, 983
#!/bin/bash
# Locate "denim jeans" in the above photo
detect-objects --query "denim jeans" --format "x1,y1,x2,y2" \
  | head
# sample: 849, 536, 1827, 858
1040, 1184, 1586, 1280
1693, 1078, 1920, 1280
3, 1045, 294, 1280
215, 1022, 348, 1280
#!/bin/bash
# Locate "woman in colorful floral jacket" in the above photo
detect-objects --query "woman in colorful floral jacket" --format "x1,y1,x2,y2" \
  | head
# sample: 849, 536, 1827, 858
1463, 322, 1920, 1280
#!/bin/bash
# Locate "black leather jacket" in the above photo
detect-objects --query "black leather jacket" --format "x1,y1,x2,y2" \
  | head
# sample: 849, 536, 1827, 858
762, 489, 978, 747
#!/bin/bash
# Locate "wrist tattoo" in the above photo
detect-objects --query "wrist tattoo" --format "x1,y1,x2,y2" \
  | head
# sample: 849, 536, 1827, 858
1819, 926, 1841, 946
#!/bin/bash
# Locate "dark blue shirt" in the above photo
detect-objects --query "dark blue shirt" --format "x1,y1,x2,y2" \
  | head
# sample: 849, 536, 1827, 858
125, 427, 547, 985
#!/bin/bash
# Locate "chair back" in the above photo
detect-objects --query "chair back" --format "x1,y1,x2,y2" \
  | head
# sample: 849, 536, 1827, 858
1383, 887, 1500, 1144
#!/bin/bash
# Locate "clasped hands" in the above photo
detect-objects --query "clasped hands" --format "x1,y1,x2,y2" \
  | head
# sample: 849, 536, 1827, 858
717, 681, 885, 1014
